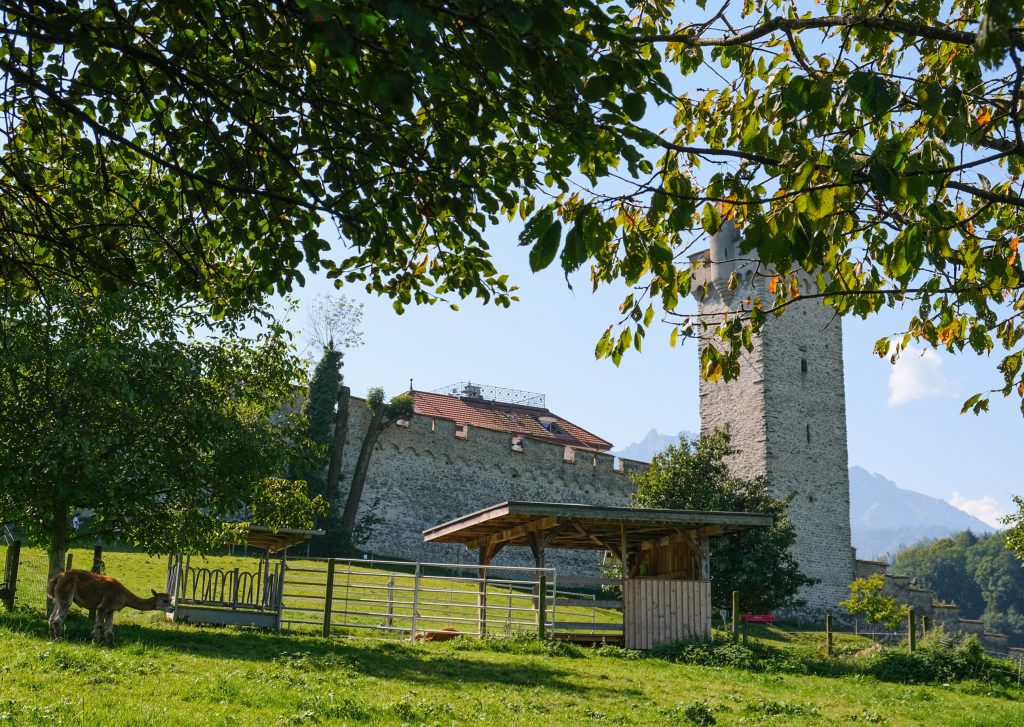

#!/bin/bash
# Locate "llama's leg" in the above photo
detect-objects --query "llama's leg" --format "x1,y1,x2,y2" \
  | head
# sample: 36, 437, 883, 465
48, 603, 67, 641
103, 610, 115, 646
92, 609, 106, 643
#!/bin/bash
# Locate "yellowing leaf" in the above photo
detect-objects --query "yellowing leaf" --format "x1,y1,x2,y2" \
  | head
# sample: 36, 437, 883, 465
790, 278, 800, 298
977, 107, 991, 126
768, 275, 781, 294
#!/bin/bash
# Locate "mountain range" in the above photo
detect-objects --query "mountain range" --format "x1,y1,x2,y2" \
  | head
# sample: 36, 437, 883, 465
613, 430, 994, 561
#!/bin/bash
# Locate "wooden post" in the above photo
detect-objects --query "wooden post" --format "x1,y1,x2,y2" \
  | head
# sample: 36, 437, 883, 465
478, 565, 489, 637
1, 541, 20, 610
88, 545, 105, 622
731, 591, 740, 643
826, 613, 834, 657
620, 523, 628, 641
922, 615, 930, 637
64, 553, 73, 571
409, 563, 421, 642
385, 575, 395, 628
538, 575, 547, 640
275, 550, 287, 634
908, 607, 916, 653
322, 560, 336, 638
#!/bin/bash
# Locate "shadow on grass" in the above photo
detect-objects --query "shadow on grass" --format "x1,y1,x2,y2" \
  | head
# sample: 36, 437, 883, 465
1, 608, 591, 693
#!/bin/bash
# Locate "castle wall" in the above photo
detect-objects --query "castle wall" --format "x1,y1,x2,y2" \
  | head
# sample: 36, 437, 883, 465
693, 227, 855, 613
857, 563, 1011, 654
336, 397, 644, 574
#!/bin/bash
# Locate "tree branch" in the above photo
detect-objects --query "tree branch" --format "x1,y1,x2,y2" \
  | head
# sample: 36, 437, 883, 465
641, 15, 985, 48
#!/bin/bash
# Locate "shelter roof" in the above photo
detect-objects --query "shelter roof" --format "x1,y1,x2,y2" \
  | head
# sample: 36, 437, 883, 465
410, 391, 613, 451
423, 501, 772, 551
243, 526, 324, 553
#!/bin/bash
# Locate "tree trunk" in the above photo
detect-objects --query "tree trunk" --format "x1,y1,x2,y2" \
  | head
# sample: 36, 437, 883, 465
339, 403, 387, 541
325, 385, 350, 507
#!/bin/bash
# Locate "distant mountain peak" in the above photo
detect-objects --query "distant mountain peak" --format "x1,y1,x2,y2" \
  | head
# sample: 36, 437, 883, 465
613, 428, 696, 463
849, 466, 994, 561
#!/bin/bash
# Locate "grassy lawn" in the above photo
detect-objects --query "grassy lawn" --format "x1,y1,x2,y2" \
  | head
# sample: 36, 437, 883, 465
1, 546, 1021, 726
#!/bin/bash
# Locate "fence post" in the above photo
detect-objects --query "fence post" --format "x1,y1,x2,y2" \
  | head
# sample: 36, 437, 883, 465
322, 560, 336, 638
275, 559, 286, 634
478, 567, 489, 637
826, 613, 833, 657
65, 553, 73, 571
908, 607, 916, 653
409, 563, 421, 643
922, 614, 930, 637
1, 541, 21, 610
731, 591, 740, 643
385, 575, 395, 629
538, 575, 547, 640
87, 545, 106, 622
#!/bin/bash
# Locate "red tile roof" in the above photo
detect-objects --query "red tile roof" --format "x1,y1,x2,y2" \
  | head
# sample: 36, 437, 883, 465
410, 391, 613, 451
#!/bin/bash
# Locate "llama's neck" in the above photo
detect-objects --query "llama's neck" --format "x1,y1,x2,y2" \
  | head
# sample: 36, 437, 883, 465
125, 592, 156, 611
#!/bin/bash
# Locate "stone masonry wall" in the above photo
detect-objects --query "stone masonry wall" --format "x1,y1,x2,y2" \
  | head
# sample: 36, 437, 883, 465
336, 396, 645, 574
873, 567, 1011, 655
692, 224, 855, 613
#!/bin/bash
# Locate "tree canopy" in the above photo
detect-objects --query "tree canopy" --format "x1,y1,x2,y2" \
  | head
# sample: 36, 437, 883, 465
896, 530, 1024, 645
0, 0, 668, 316
631, 428, 814, 612
4, 1, 1024, 414
841, 574, 910, 630
0, 282, 325, 581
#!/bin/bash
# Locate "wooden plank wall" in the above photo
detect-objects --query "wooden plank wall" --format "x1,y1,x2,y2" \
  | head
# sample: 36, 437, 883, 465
623, 579, 710, 649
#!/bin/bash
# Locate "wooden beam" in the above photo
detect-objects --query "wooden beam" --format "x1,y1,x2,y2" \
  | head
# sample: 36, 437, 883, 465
465, 516, 558, 551
526, 526, 561, 569
423, 502, 514, 542
571, 522, 621, 561
478, 540, 506, 567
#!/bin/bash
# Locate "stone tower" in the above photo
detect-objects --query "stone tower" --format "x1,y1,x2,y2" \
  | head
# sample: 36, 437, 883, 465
690, 222, 855, 612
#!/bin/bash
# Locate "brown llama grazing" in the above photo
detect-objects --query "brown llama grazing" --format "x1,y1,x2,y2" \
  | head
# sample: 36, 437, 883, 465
414, 626, 464, 642
47, 569, 175, 645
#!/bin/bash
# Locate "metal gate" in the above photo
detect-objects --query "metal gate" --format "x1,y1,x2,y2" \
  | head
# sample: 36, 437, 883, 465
280, 558, 557, 640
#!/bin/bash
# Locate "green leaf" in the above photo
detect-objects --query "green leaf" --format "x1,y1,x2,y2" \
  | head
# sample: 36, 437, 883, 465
529, 220, 562, 272
622, 93, 646, 121
701, 203, 722, 235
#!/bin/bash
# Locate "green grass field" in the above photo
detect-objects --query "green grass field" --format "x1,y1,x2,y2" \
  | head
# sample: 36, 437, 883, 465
1, 545, 1021, 726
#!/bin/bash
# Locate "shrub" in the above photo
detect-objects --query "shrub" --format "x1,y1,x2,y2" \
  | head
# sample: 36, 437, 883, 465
743, 699, 820, 717
862, 635, 1007, 684
680, 700, 717, 726
650, 637, 803, 673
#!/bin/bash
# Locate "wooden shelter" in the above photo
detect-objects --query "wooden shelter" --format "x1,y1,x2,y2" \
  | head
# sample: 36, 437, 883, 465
424, 501, 771, 649
166, 526, 322, 629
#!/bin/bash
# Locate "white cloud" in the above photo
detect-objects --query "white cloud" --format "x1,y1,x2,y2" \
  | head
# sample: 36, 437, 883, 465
949, 492, 1009, 530
887, 347, 956, 405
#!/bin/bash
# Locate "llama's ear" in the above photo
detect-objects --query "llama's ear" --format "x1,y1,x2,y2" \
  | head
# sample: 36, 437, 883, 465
152, 589, 158, 597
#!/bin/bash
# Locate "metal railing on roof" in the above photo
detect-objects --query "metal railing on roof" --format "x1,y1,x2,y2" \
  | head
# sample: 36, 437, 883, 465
432, 382, 546, 409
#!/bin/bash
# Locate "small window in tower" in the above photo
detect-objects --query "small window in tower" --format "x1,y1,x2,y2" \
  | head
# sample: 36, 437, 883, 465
801, 358, 808, 374
806, 423, 811, 444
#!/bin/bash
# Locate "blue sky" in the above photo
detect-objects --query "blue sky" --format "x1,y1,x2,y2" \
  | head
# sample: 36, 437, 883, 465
287, 221, 1022, 531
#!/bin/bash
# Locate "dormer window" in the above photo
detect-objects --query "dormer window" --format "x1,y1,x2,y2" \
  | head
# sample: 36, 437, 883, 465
537, 415, 565, 435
